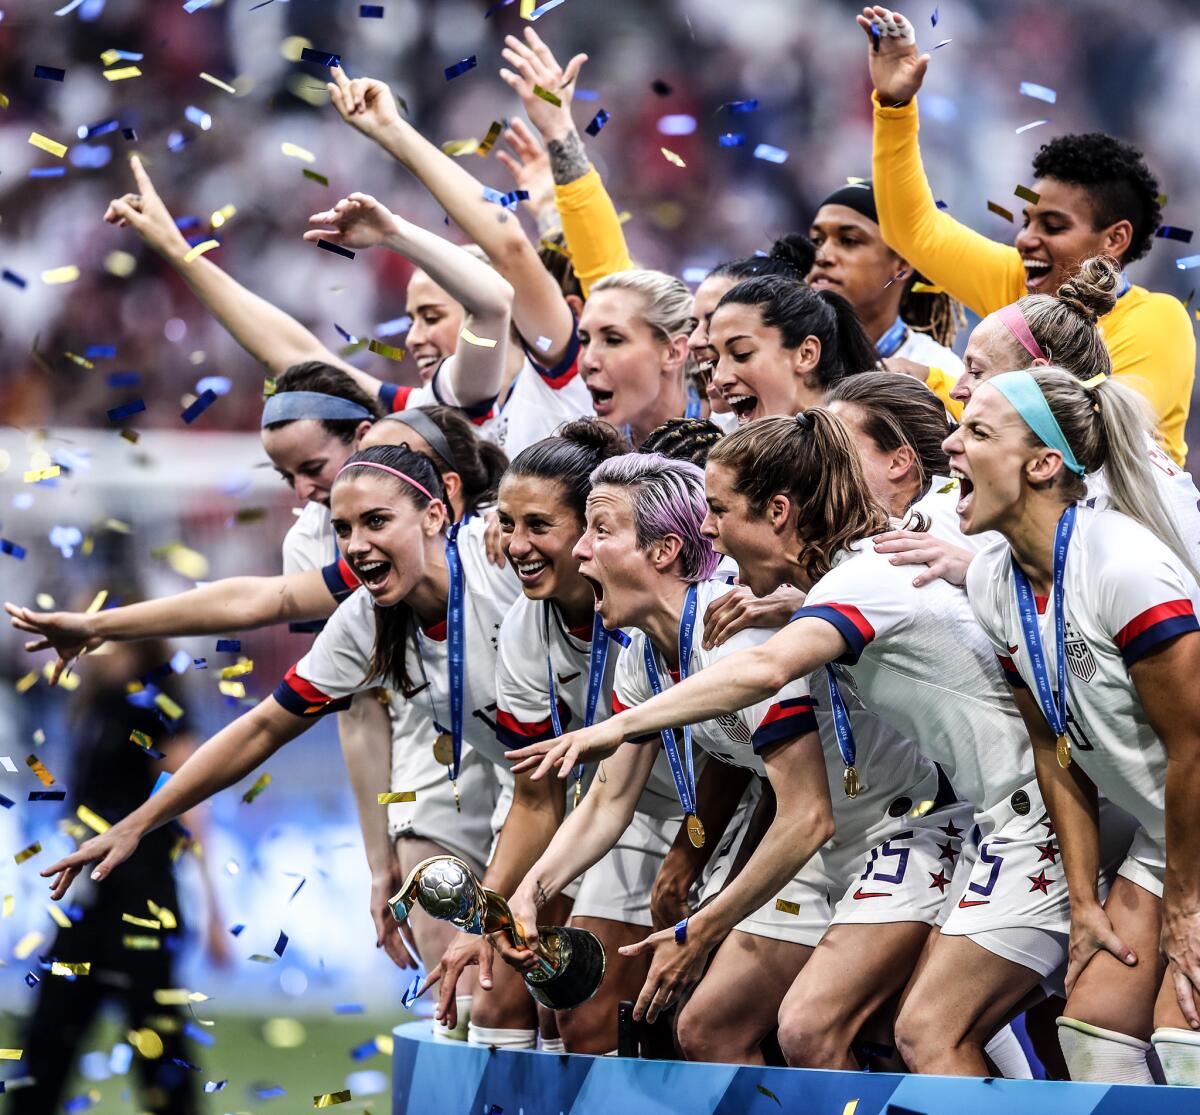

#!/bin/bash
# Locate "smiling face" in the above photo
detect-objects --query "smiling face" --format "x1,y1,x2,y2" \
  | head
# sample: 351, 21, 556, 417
498, 473, 588, 607
951, 315, 1030, 406
572, 484, 661, 630
262, 419, 363, 506
702, 460, 793, 596
688, 275, 737, 412
807, 203, 903, 324
331, 473, 445, 605
709, 301, 821, 424
1013, 179, 1126, 295
405, 270, 465, 381
578, 288, 683, 430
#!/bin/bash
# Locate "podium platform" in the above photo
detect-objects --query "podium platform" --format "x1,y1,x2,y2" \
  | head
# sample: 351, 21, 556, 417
391, 1020, 1200, 1114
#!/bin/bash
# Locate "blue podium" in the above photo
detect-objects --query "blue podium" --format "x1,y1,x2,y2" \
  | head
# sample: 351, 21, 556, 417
392, 1020, 1200, 1114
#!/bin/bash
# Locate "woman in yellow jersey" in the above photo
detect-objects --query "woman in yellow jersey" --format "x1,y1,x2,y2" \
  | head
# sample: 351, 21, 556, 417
858, 5, 1195, 464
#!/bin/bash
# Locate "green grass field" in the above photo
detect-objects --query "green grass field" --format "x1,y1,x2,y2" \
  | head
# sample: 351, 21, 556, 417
0, 1011, 415, 1113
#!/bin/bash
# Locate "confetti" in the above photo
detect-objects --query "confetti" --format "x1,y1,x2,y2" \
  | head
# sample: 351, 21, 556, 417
930, 5, 938, 26
315, 1092, 352, 1107
1175, 255, 1200, 271
658, 114, 696, 136
103, 66, 141, 81
51, 962, 91, 976
444, 56, 477, 81
183, 240, 219, 263
210, 204, 236, 228
281, 141, 316, 163
216, 639, 241, 652
442, 137, 480, 157
219, 659, 253, 679
1013, 184, 1040, 205
2, 896, 11, 917
651, 79, 672, 96
722, 98, 759, 114
1157, 226, 1194, 244
360, 4, 384, 15
274, 931, 289, 956
459, 327, 497, 348
774, 898, 801, 915
316, 240, 355, 259
0, 1050, 23, 1061
24, 466, 61, 483
476, 120, 503, 155
30, 167, 67, 179
300, 48, 341, 67
64, 351, 94, 368
199, 71, 236, 94
3, 270, 27, 289
14, 931, 44, 958
752, 143, 788, 164
1019, 81, 1057, 104
46, 903, 72, 927
242, 772, 272, 803
124, 913, 161, 929
529, 0, 565, 16
124, 934, 161, 949
1015, 119, 1049, 134
377, 791, 416, 804
148, 899, 177, 929
218, 680, 245, 698
181, 388, 219, 423
987, 200, 1014, 222
334, 1003, 365, 1014
585, 109, 610, 137
27, 755, 55, 786
205, 1080, 228, 1093
42, 265, 80, 284
0, 756, 16, 772
183, 0, 213, 11
933, 38, 953, 49
368, 338, 405, 360
756, 1084, 782, 1106
107, 399, 146, 422
154, 693, 184, 720
35, 65, 66, 82
29, 791, 66, 801
532, 84, 562, 107
660, 147, 686, 168
0, 794, 10, 808
303, 169, 330, 185
718, 133, 746, 147
2, 539, 27, 560
843, 1103, 859, 1115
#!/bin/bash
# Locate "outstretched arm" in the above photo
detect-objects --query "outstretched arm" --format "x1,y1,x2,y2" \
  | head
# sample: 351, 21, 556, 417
326, 66, 574, 368
306, 192, 513, 409
42, 698, 310, 899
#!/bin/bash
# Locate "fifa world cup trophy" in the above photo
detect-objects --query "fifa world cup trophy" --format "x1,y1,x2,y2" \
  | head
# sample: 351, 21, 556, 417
389, 856, 605, 1010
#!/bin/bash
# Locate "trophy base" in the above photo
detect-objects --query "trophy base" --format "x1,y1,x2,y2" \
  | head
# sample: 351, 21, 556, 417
523, 927, 606, 1011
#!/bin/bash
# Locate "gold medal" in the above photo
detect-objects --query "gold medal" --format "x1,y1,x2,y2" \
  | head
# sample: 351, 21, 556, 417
1056, 734, 1071, 769
686, 814, 706, 849
843, 765, 860, 799
432, 732, 454, 766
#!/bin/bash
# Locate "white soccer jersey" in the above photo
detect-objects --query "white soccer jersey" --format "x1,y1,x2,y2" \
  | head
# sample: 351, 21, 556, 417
494, 595, 682, 820
966, 507, 1200, 852
1086, 433, 1200, 567
479, 348, 593, 459
273, 516, 522, 768
613, 579, 941, 843
282, 501, 338, 574
896, 329, 964, 383
792, 542, 1031, 813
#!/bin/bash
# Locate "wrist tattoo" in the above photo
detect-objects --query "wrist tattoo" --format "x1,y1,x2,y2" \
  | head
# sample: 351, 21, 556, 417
547, 130, 591, 186
535, 880, 550, 909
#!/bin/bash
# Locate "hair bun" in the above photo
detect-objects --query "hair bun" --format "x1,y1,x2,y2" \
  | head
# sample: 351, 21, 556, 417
1056, 255, 1120, 324
556, 417, 632, 457
767, 233, 816, 279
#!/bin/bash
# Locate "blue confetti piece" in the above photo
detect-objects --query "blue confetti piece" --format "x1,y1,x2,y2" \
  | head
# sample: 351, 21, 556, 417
184, 105, 212, 130
724, 98, 759, 114
85, 344, 116, 358
350, 1038, 378, 1060
182, 0, 212, 11
30, 167, 67, 178
482, 187, 529, 211
35, 65, 66, 81
752, 143, 788, 164
106, 372, 139, 388
174, 215, 201, 231
657, 113, 696, 136
203, 1079, 227, 1092
170, 649, 192, 674
273, 930, 288, 956
63, 1093, 93, 1113
29, 791, 67, 801
400, 974, 422, 1008
216, 639, 241, 652
483, 0, 515, 16
585, 109, 610, 137
184, 1022, 215, 1046
360, 3, 383, 14
78, 118, 120, 139
931, 5, 939, 26
334, 1003, 365, 1014
574, 88, 598, 101
444, 56, 477, 81
193, 657, 208, 669
1157, 226, 1193, 244
1175, 255, 1200, 271
181, 389, 218, 424
1019, 81, 1057, 104
122, 127, 137, 140
300, 47, 341, 67
316, 239, 355, 259
529, 0, 565, 17
0, 794, 14, 809
375, 314, 411, 336
107, 399, 146, 422
254, 1086, 286, 1100
3, 269, 28, 289
484, 1105, 503, 1115
289, 877, 306, 901
150, 771, 172, 796
2, 539, 28, 560
25, 971, 40, 987
933, 37, 952, 49
229, 923, 245, 936
718, 133, 745, 147
167, 130, 190, 152
334, 323, 358, 343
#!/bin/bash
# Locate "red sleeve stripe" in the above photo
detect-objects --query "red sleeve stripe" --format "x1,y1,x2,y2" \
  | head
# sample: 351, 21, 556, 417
752, 698, 818, 753
791, 603, 875, 664
996, 654, 1028, 689
273, 665, 350, 717
1115, 599, 1199, 666
379, 383, 415, 413
495, 707, 560, 748
321, 557, 359, 603
525, 327, 581, 390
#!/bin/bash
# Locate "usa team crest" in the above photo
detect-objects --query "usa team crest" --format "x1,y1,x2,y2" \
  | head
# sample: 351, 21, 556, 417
1064, 640, 1098, 683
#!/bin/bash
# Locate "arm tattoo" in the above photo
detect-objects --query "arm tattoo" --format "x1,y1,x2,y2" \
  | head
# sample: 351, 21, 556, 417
547, 129, 591, 186
535, 880, 550, 909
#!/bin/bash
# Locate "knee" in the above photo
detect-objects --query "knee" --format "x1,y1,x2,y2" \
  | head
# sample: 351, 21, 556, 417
676, 992, 742, 1063
777, 1001, 842, 1068
894, 999, 939, 1072
555, 1004, 616, 1055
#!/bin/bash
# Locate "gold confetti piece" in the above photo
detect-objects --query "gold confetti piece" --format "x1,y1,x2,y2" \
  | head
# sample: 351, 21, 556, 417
315, 1091, 352, 1107
60, 819, 87, 840
3, 895, 13, 918
154, 693, 184, 720
218, 680, 246, 698
105, 250, 137, 277
85, 590, 108, 613
520, 0, 535, 15
263, 377, 277, 397
200, 71, 237, 94
51, 961, 91, 976
0, 1049, 23, 1061
99, 48, 124, 65
103, 65, 142, 81
123, 913, 161, 929
219, 659, 254, 679
441, 138, 479, 157
42, 265, 81, 285
15, 672, 39, 695
476, 120, 503, 155
153, 988, 193, 1004
458, 327, 496, 348
64, 351, 94, 368
843, 1101, 859, 1115
36, 593, 55, 609
124, 935, 162, 949
987, 200, 1014, 223
153, 541, 209, 579
617, 210, 633, 225
538, 237, 571, 258
532, 84, 562, 107
368, 338, 405, 361
0, 93, 9, 109
46, 903, 72, 929
147, 900, 178, 930
248, 954, 278, 963
756, 1084, 782, 1106
120, 428, 140, 444
303, 168, 329, 186
14, 931, 44, 958
910, 281, 945, 294
183, 239, 220, 263
23, 466, 61, 482
774, 899, 801, 916
210, 205, 237, 231
129, 729, 154, 751
660, 147, 686, 168
377, 792, 416, 804
43, 661, 80, 690
1013, 183, 1040, 205
281, 141, 316, 163
29, 131, 67, 158
128, 1028, 164, 1059
26, 755, 54, 786
242, 772, 272, 803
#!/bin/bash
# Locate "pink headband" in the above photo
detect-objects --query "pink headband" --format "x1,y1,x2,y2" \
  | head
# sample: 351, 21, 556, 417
336, 460, 436, 502
995, 303, 1047, 363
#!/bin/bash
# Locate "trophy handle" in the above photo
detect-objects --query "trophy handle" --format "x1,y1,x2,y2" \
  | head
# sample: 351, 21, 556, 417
483, 889, 557, 979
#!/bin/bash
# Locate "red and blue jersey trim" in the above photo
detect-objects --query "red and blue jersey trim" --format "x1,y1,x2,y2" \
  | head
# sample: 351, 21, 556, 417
1114, 599, 1199, 666
378, 382, 417, 413
495, 703, 570, 749
612, 692, 660, 744
321, 557, 360, 604
523, 323, 581, 391
996, 654, 1028, 689
273, 665, 352, 718
791, 603, 876, 664
751, 697, 817, 753
378, 368, 496, 426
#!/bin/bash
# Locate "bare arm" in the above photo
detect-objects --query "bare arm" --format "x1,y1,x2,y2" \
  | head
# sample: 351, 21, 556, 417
42, 699, 310, 898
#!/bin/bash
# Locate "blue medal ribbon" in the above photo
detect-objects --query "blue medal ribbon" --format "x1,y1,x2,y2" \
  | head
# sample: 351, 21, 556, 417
642, 583, 699, 821
445, 522, 466, 783
823, 666, 860, 798
546, 609, 613, 794
875, 317, 908, 359
1010, 504, 1075, 764
684, 383, 703, 419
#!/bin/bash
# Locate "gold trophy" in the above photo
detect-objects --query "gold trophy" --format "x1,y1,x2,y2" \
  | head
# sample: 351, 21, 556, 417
389, 856, 605, 1010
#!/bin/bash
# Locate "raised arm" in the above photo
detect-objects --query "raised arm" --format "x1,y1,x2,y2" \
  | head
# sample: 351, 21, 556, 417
858, 6, 1024, 316
42, 698, 310, 899
499, 28, 633, 295
326, 66, 574, 368
306, 192, 513, 409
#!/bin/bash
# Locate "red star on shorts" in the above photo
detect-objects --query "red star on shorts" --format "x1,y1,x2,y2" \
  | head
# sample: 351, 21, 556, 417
928, 869, 950, 893
1039, 818, 1056, 837
1036, 841, 1059, 864
1028, 870, 1053, 894
939, 819, 963, 840
937, 840, 958, 863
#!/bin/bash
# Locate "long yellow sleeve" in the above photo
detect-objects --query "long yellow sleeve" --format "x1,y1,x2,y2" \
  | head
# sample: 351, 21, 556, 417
925, 366, 964, 421
872, 93, 1025, 318
553, 168, 633, 297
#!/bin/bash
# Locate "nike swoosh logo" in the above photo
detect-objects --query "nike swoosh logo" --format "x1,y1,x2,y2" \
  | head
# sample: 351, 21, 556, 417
1006, 645, 1019, 655
556, 671, 582, 686
852, 889, 890, 900
958, 898, 990, 908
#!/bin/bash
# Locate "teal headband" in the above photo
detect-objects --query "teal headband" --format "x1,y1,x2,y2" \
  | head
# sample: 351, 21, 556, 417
988, 371, 1086, 477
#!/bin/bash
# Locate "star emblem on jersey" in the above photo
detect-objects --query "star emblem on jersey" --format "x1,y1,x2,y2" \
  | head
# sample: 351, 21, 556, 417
937, 840, 958, 863
928, 869, 950, 893
1028, 870, 1053, 894
1036, 841, 1059, 864
938, 819, 963, 840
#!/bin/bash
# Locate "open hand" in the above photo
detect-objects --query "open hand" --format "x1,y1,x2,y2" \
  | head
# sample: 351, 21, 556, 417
701, 585, 806, 650
1162, 898, 1200, 1029
371, 865, 420, 970
872, 528, 974, 587
855, 6, 929, 105
504, 718, 624, 781
422, 934, 494, 1028
495, 119, 556, 219
305, 192, 402, 251
5, 601, 102, 682
327, 64, 403, 139
42, 823, 143, 901
1065, 901, 1138, 999
498, 27, 587, 142
103, 155, 191, 260
620, 923, 712, 1023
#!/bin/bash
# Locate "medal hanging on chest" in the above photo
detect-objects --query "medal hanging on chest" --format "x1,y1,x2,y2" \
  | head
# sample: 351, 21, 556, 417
824, 666, 860, 799
643, 584, 704, 847
1011, 505, 1076, 769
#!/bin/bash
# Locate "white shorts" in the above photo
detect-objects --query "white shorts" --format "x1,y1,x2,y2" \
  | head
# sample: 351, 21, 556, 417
1117, 824, 1165, 899
571, 808, 681, 927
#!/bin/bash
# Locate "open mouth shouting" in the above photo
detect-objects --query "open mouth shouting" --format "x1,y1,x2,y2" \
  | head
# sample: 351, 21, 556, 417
587, 385, 616, 418
724, 391, 761, 424
579, 568, 605, 617
948, 466, 975, 519
1022, 257, 1053, 293
352, 556, 394, 595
